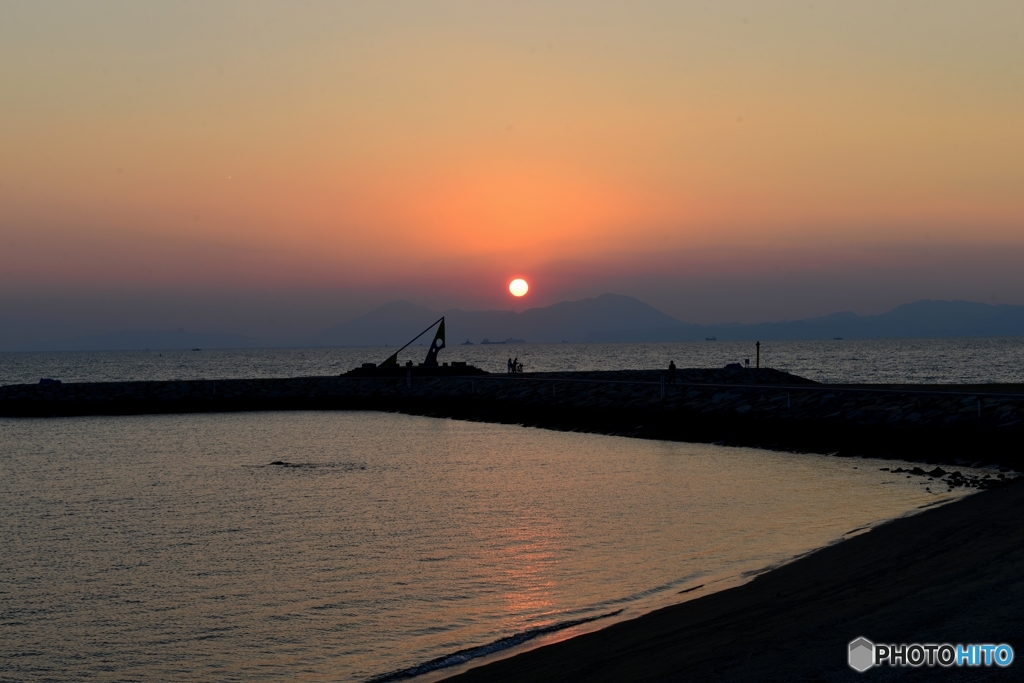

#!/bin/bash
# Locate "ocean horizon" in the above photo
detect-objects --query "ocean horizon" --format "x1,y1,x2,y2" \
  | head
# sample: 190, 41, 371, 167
3, 337, 1024, 387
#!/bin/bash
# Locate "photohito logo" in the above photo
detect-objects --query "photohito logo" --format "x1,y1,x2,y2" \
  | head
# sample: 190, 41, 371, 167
848, 637, 1014, 671
848, 638, 874, 672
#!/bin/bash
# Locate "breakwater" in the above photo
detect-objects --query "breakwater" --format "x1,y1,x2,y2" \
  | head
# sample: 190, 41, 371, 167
3, 368, 1023, 470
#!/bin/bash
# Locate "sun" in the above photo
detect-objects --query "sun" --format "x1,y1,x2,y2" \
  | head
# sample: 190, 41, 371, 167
509, 278, 529, 297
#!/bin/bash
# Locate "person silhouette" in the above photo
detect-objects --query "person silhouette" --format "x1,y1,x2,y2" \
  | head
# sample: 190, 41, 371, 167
507, 357, 513, 374
512, 357, 519, 374
668, 360, 677, 385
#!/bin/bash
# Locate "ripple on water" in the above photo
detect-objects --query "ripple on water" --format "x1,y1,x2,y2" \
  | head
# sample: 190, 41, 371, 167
0, 410, 994, 681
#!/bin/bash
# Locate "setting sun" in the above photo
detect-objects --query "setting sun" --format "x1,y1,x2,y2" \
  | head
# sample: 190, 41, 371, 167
509, 278, 529, 297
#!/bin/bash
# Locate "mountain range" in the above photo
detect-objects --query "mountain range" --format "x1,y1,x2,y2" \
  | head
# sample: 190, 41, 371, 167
16, 296, 1024, 351
307, 295, 1024, 347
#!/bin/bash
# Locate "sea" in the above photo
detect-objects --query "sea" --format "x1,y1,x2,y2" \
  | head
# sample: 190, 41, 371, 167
3, 337, 1024, 386
1, 338, 1021, 682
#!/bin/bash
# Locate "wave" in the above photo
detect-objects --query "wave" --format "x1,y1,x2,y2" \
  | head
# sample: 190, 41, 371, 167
366, 609, 623, 683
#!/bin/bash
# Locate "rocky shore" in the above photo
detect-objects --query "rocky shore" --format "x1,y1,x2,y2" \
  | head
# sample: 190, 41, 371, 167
2, 367, 1023, 470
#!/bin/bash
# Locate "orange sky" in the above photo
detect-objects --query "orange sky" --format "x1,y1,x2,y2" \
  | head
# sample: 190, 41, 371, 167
1, 1, 1023, 343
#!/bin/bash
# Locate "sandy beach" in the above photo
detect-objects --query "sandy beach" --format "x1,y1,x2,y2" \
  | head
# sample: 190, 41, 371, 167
447, 477, 1023, 682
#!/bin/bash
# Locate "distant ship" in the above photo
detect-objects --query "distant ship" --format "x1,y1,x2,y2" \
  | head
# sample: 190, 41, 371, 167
480, 338, 504, 345
462, 339, 474, 345
705, 336, 717, 341
834, 337, 843, 340
480, 337, 526, 344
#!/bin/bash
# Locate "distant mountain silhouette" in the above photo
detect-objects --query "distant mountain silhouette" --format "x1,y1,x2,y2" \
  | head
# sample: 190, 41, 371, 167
308, 296, 1024, 346
306, 300, 442, 348
20, 297, 1023, 352
676, 300, 1024, 342
306, 294, 687, 346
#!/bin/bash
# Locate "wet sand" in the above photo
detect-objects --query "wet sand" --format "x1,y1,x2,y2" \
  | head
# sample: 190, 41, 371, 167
446, 478, 1024, 682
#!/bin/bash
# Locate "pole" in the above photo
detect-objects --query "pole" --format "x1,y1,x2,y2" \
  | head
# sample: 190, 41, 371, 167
756, 341, 760, 369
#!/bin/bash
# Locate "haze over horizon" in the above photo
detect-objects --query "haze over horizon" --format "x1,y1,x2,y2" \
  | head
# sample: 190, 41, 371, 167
7, 295, 1024, 352
3, 2, 1023, 348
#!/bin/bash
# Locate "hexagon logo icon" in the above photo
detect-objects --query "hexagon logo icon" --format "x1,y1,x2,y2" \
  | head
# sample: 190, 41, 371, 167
848, 637, 875, 672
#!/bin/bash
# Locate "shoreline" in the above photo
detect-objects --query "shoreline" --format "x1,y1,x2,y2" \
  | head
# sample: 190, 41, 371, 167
443, 477, 1024, 681
387, 487, 996, 682
5, 370, 1021, 679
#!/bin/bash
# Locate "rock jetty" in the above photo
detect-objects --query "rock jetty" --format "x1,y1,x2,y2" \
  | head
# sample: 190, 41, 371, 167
2, 367, 1022, 470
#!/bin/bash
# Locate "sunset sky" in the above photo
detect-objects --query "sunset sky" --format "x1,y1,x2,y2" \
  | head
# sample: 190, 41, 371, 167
2, 1, 1023, 347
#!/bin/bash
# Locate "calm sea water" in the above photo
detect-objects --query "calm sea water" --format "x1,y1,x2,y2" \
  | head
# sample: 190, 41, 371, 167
0, 411, 987, 682
2, 337, 1024, 386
